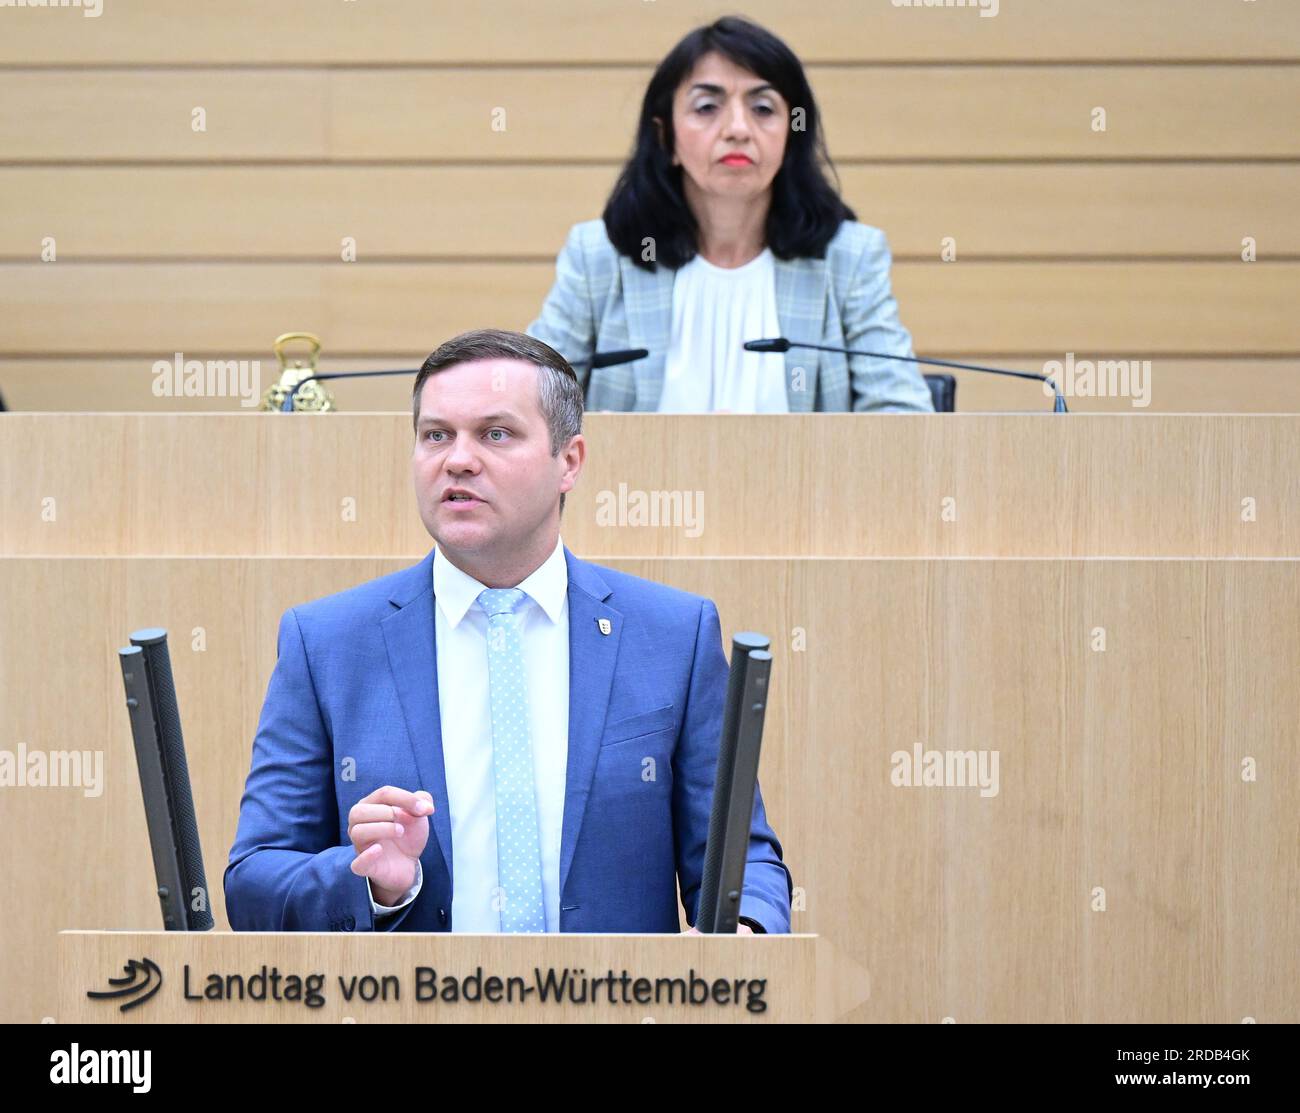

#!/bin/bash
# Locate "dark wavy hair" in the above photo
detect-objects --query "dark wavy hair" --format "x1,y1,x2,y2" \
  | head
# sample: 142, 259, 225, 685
603, 15, 854, 272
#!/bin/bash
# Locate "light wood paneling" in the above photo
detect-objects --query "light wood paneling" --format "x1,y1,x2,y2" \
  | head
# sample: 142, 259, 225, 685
1, 0, 1295, 64
5, 358, 1298, 414
3, 164, 1297, 260
3, 415, 1298, 557
950, 358, 1300, 413
885, 262, 1298, 355
3, 557, 1296, 1022
1, 260, 1294, 356
2, 9, 1295, 412
5, 67, 1298, 162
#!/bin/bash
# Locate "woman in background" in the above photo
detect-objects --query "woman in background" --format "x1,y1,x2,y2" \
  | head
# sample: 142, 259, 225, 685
527, 15, 933, 413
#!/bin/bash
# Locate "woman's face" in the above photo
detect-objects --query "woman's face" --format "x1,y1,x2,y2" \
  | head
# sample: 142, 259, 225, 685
661, 51, 790, 207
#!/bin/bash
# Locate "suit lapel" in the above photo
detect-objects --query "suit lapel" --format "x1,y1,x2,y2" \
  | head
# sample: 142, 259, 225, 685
619, 255, 674, 410
559, 548, 621, 894
774, 254, 827, 413
380, 549, 454, 890
379, 547, 623, 904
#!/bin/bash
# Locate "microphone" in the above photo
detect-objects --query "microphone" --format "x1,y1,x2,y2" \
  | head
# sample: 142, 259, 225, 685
743, 338, 1068, 413
566, 348, 649, 408
570, 348, 649, 370
278, 349, 650, 412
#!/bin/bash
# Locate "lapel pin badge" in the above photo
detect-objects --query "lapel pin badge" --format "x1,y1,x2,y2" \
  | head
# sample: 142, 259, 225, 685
597, 618, 612, 636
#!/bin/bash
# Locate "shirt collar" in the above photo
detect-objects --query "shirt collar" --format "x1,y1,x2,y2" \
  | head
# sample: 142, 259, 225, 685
433, 535, 567, 629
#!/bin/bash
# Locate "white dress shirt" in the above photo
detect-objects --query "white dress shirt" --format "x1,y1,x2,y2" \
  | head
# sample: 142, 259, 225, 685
370, 535, 570, 931
657, 247, 790, 414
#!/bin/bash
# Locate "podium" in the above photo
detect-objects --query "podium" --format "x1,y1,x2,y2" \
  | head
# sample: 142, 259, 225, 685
3, 414, 1297, 1024
57, 931, 825, 1023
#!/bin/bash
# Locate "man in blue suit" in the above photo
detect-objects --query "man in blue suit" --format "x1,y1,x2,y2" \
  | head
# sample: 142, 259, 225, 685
224, 328, 792, 934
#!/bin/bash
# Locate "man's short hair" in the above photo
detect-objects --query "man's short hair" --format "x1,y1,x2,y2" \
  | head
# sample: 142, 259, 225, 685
413, 329, 584, 513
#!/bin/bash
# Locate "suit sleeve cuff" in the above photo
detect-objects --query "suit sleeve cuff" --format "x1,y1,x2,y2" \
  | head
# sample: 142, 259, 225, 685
370, 861, 422, 917
738, 893, 785, 935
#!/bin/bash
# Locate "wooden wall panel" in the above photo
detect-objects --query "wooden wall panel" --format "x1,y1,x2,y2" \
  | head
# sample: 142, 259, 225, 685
2, 261, 1295, 356
0, 4, 1295, 406
1, 0, 1295, 64
3, 415, 1298, 558
3, 165, 1296, 261
944, 359, 1300, 413
5, 67, 1298, 162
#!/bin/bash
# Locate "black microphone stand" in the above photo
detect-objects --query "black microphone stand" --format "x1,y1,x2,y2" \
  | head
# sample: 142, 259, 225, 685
744, 339, 1068, 412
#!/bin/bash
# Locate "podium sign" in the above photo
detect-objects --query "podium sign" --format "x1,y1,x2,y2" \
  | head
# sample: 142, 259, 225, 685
58, 931, 821, 1024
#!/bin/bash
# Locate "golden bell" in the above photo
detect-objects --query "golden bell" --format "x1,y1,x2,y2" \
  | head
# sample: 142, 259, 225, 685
260, 332, 336, 413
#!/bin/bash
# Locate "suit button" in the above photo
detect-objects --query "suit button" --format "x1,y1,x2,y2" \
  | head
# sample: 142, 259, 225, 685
342, 914, 356, 931
438, 908, 448, 925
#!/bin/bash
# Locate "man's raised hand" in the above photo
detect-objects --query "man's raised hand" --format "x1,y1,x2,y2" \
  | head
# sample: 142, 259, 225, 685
347, 785, 434, 905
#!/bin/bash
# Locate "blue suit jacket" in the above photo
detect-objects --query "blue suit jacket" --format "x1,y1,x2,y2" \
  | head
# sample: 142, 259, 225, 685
526, 218, 935, 413
224, 547, 794, 934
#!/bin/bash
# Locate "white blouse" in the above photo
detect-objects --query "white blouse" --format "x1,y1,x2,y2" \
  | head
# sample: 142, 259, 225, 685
656, 247, 790, 413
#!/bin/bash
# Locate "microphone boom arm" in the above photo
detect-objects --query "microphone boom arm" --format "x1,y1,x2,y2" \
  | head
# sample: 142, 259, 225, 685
746, 338, 1068, 412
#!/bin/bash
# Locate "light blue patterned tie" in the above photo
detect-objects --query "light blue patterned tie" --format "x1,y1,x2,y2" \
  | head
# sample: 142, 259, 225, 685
476, 587, 547, 933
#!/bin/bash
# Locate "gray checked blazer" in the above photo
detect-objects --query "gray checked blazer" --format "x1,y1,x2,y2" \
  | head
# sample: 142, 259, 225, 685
525, 218, 934, 413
